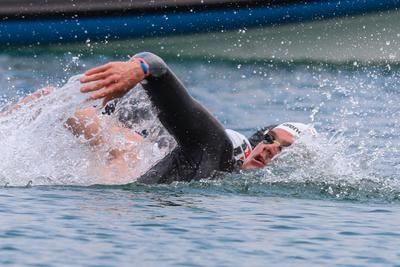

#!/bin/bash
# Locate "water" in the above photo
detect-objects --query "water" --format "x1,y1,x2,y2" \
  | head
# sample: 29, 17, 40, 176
1, 45, 400, 266
2, 187, 400, 266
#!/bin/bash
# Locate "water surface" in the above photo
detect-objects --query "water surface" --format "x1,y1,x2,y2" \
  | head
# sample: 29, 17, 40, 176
0, 44, 400, 266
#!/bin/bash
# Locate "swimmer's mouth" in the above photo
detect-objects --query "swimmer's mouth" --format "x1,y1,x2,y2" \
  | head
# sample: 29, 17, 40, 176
254, 155, 266, 166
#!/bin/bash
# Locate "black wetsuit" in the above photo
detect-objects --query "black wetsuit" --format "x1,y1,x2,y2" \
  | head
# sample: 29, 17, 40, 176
123, 52, 235, 184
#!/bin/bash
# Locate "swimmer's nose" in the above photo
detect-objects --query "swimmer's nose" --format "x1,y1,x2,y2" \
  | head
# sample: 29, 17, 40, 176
260, 144, 279, 162
272, 144, 282, 154
263, 144, 280, 159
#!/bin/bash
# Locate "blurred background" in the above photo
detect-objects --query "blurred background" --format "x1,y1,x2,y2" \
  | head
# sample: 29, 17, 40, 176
1, 0, 400, 62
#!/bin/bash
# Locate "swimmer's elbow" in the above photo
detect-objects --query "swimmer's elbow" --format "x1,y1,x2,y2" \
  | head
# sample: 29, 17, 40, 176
64, 108, 103, 146
132, 52, 168, 78
64, 115, 82, 138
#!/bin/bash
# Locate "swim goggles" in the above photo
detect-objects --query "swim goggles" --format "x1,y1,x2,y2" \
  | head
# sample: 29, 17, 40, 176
263, 130, 283, 150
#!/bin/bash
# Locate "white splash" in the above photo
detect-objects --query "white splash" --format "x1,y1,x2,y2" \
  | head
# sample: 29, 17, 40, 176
256, 129, 400, 199
0, 75, 174, 186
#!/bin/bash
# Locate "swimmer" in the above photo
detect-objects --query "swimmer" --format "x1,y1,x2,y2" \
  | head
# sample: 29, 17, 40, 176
75, 52, 316, 184
1, 52, 315, 183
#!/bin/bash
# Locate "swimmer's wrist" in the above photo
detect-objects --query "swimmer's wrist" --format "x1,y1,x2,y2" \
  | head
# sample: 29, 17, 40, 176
131, 57, 150, 78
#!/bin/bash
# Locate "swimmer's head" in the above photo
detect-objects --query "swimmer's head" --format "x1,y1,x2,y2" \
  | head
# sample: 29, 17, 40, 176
241, 122, 317, 170
226, 129, 252, 162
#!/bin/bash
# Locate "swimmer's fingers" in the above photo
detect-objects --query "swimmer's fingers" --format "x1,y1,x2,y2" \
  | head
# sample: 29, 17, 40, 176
81, 76, 116, 93
82, 60, 143, 100
80, 71, 110, 84
90, 83, 123, 100
84, 63, 112, 76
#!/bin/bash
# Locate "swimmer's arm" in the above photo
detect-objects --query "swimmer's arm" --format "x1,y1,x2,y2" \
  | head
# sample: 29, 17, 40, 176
79, 52, 232, 169
65, 107, 143, 158
134, 52, 233, 169
0, 86, 54, 116
65, 107, 104, 146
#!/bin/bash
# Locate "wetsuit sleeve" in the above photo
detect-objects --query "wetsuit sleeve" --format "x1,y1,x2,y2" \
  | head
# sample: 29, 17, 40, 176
132, 52, 233, 171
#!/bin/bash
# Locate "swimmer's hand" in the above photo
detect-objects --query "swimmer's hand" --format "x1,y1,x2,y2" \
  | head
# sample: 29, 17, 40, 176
80, 60, 145, 105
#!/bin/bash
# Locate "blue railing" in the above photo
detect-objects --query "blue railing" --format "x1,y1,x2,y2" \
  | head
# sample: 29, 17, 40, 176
0, 0, 399, 45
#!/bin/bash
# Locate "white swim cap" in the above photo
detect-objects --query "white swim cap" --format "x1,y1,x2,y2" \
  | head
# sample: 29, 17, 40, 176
274, 122, 317, 138
226, 129, 252, 161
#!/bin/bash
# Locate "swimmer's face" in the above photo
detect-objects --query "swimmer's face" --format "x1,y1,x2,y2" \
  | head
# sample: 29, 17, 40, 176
241, 129, 294, 170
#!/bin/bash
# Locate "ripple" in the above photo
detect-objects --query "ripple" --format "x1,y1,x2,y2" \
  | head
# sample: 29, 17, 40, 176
366, 209, 392, 213
276, 215, 304, 219
270, 225, 301, 230
338, 231, 363, 236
